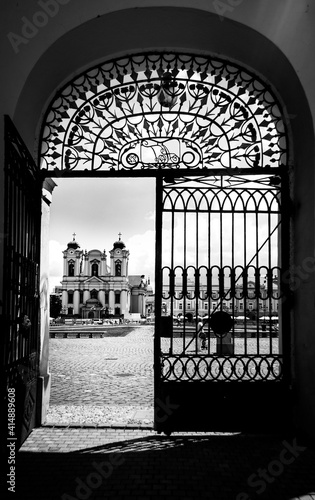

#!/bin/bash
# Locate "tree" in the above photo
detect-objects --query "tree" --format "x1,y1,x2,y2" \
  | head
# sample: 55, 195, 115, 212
50, 294, 62, 318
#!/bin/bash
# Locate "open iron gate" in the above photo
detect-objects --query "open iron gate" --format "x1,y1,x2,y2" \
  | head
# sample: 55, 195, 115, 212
154, 170, 291, 434
38, 51, 292, 433
1, 116, 42, 451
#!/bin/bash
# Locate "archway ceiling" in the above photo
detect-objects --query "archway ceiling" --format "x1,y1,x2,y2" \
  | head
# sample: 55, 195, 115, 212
40, 53, 287, 173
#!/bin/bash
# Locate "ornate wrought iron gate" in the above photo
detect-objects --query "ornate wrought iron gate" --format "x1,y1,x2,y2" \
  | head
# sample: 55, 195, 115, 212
1, 116, 42, 449
39, 51, 291, 433
154, 171, 290, 433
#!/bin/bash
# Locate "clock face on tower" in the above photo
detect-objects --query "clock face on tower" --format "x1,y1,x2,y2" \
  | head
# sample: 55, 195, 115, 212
116, 250, 120, 254
69, 250, 74, 255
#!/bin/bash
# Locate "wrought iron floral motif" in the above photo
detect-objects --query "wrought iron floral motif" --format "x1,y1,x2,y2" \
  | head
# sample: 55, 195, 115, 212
40, 53, 287, 172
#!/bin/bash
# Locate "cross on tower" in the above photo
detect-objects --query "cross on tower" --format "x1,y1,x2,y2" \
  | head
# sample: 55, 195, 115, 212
118, 232, 122, 241
72, 232, 76, 241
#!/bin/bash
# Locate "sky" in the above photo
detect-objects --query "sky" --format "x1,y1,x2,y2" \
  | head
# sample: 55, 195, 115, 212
48, 177, 156, 293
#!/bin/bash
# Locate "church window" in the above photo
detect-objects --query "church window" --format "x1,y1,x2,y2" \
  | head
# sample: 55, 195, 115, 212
115, 292, 120, 304
115, 260, 122, 276
91, 289, 98, 299
68, 260, 75, 276
80, 291, 83, 304
91, 262, 99, 276
68, 291, 73, 304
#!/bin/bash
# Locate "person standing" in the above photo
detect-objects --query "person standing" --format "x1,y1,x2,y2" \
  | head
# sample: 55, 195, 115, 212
197, 319, 207, 350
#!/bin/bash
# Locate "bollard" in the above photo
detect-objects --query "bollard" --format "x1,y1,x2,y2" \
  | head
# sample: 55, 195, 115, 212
216, 331, 234, 355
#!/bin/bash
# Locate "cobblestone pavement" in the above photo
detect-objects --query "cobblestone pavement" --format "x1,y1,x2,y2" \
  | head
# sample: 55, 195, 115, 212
49, 325, 154, 405
46, 325, 155, 425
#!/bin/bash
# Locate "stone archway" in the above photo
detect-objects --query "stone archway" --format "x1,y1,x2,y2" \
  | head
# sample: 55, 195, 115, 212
8, 5, 314, 436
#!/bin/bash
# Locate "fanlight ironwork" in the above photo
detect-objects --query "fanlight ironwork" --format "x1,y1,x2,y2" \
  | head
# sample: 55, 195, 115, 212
40, 53, 287, 172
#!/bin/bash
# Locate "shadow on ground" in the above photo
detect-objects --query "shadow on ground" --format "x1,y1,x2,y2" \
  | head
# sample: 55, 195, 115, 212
15, 433, 315, 500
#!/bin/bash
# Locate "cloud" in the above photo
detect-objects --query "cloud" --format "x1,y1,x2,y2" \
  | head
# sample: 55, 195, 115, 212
126, 230, 155, 283
49, 240, 64, 292
144, 210, 155, 221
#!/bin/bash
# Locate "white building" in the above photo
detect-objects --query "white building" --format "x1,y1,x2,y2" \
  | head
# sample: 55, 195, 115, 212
58, 234, 153, 319
162, 278, 279, 319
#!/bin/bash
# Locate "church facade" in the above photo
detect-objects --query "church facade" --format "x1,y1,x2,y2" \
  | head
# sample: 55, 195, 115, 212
58, 234, 153, 320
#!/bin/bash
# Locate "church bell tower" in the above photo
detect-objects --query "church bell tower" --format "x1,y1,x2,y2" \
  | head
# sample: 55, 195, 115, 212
109, 233, 129, 277
108, 233, 130, 317
63, 233, 82, 277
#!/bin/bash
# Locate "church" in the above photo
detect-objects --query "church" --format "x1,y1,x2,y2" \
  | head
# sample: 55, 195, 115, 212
58, 233, 153, 320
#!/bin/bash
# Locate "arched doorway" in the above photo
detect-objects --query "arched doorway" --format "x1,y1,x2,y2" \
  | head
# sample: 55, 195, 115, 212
2, 2, 315, 450
39, 52, 290, 433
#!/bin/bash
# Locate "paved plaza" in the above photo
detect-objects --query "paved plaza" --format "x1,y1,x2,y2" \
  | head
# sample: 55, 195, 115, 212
46, 324, 280, 426
46, 325, 155, 425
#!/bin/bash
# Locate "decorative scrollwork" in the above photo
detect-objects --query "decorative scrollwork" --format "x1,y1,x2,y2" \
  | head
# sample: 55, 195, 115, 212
160, 355, 283, 382
40, 53, 287, 172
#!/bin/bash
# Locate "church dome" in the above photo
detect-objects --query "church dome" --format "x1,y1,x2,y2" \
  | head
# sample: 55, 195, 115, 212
113, 233, 126, 250
67, 234, 80, 250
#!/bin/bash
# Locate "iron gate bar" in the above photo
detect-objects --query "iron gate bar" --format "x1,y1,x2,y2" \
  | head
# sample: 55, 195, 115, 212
39, 166, 286, 180
154, 174, 163, 420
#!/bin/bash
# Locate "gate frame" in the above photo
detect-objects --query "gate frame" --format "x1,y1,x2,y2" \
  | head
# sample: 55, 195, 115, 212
33, 50, 292, 435
1, 116, 42, 451
153, 167, 292, 434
